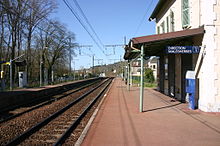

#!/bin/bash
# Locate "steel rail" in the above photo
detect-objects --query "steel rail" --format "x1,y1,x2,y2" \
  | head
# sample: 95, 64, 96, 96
5, 78, 110, 146
0, 79, 101, 124
54, 78, 112, 146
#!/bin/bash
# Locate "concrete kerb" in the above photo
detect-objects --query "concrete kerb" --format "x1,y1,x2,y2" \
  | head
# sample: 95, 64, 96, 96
75, 78, 115, 146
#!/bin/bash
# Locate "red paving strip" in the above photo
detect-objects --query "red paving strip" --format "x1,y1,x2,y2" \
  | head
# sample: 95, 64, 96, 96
82, 78, 220, 146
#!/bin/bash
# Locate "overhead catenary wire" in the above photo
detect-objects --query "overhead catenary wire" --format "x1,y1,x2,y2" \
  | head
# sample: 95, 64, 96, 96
72, 0, 105, 47
1, 0, 100, 60
27, 0, 105, 62
24, 0, 106, 62
0, 0, 106, 73
134, 0, 154, 36
63, 0, 107, 56
1, 0, 118, 64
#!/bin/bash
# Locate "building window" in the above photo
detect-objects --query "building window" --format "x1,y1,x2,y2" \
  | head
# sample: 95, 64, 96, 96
182, 0, 190, 28
170, 10, 174, 32
166, 16, 169, 33
161, 21, 165, 33
157, 26, 160, 34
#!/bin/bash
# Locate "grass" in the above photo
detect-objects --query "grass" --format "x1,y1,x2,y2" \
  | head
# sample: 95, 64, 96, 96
132, 79, 157, 88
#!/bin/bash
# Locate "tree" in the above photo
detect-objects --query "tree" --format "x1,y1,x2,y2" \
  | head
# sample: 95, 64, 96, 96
145, 68, 155, 83
35, 20, 76, 84
24, 0, 57, 83
0, 0, 77, 88
1, 0, 29, 87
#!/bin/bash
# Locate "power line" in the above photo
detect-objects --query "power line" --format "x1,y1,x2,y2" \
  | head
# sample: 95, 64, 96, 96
72, 0, 104, 47
63, 0, 106, 56
77, 45, 103, 61
134, 0, 154, 36
3, 0, 103, 60
29, 0, 104, 59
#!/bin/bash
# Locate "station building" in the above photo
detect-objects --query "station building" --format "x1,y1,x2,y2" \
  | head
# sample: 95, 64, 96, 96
124, 0, 220, 112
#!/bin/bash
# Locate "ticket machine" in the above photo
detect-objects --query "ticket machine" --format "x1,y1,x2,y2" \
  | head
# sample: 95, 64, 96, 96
185, 71, 195, 110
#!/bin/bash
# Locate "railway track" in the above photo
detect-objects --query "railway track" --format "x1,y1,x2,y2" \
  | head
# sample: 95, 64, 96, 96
0, 78, 102, 123
0, 77, 112, 145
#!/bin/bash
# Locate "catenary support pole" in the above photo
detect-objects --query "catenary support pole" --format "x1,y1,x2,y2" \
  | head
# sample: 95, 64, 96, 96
69, 38, 72, 73
140, 45, 144, 112
92, 55, 94, 75
73, 61, 75, 80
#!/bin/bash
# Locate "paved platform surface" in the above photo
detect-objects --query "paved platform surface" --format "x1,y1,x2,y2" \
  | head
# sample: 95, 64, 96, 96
82, 78, 220, 146
0, 79, 83, 98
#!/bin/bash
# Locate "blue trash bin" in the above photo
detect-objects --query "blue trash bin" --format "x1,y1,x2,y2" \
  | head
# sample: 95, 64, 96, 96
185, 71, 195, 110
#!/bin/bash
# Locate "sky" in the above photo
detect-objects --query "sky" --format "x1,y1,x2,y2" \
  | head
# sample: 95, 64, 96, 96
51, 0, 159, 70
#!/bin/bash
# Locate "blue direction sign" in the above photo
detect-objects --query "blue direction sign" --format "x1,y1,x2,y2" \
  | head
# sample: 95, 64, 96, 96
166, 46, 200, 54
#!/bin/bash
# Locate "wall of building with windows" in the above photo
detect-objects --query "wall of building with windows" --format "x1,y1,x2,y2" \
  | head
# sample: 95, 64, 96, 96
198, 0, 220, 112
153, 0, 220, 111
156, 0, 201, 34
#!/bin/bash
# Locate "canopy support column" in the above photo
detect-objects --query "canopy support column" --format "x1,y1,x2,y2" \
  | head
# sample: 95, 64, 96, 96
127, 61, 130, 91
140, 45, 144, 112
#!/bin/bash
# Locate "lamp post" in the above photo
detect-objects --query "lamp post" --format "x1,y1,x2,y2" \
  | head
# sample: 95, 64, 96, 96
40, 58, 43, 87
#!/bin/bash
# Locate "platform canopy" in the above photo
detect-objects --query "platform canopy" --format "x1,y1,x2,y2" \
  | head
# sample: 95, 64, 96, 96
124, 26, 205, 60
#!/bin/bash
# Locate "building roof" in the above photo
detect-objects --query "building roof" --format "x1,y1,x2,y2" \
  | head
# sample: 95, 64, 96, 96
131, 26, 204, 45
124, 26, 205, 60
149, 0, 167, 20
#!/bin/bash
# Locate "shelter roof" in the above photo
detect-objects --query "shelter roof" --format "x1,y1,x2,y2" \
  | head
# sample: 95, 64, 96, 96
124, 26, 205, 60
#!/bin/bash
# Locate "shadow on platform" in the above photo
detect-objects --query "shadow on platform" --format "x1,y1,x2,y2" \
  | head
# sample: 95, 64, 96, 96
143, 103, 182, 113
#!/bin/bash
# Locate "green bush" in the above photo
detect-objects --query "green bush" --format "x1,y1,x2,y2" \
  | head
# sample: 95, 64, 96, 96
145, 68, 155, 83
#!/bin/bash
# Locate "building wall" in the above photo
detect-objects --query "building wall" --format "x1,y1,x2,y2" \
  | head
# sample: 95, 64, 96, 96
156, 0, 201, 33
154, 0, 220, 112
214, 0, 220, 105
198, 0, 220, 112
154, 0, 220, 111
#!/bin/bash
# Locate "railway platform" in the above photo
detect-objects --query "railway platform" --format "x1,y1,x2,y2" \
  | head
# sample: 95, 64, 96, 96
81, 78, 220, 146
0, 78, 100, 110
